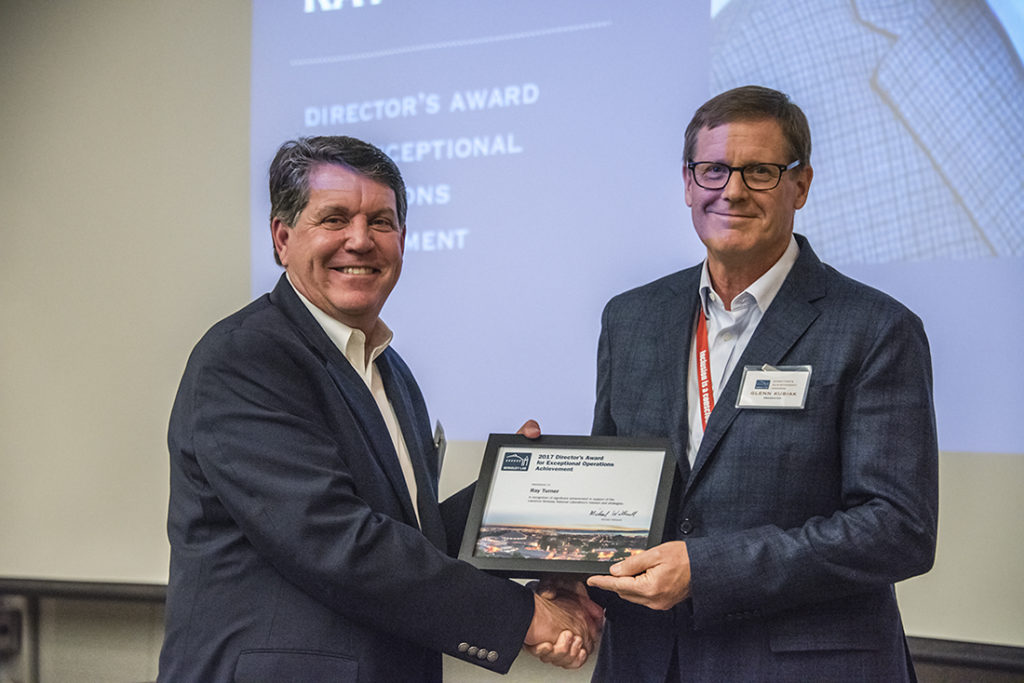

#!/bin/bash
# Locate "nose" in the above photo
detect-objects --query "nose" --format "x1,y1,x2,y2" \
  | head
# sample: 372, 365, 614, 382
720, 168, 750, 201
342, 217, 374, 252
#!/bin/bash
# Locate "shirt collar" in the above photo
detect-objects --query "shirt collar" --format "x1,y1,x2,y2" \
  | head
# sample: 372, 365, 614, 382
285, 274, 393, 373
699, 234, 800, 315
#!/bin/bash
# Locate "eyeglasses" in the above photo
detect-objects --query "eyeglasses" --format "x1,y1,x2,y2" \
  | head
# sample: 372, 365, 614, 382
686, 159, 802, 191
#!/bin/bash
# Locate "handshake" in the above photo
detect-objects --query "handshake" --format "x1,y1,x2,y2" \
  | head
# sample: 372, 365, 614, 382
522, 576, 605, 670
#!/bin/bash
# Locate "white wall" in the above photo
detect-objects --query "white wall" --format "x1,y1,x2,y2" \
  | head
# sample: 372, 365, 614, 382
0, 0, 250, 585
896, 453, 1024, 647
0, 1, 1021, 680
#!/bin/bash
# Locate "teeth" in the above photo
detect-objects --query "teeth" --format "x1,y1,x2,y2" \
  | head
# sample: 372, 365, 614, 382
336, 267, 374, 274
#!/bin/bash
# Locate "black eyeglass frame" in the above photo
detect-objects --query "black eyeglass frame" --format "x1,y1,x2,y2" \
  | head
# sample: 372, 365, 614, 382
686, 159, 802, 191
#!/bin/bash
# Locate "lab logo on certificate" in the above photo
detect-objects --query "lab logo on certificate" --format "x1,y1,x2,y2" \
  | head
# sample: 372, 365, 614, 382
501, 452, 531, 471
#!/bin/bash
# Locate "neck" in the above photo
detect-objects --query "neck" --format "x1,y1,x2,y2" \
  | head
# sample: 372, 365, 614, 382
705, 250, 781, 311
706, 269, 751, 311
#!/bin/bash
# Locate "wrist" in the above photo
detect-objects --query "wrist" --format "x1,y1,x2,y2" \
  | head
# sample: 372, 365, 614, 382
524, 593, 545, 646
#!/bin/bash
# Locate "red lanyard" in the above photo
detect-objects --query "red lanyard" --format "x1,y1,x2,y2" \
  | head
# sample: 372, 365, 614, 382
696, 307, 714, 430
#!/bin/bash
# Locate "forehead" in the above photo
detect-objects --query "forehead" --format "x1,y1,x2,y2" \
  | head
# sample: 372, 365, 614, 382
694, 119, 788, 162
306, 163, 396, 208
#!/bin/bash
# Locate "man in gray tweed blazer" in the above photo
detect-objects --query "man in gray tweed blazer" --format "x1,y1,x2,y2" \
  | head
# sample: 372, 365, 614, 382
586, 86, 938, 682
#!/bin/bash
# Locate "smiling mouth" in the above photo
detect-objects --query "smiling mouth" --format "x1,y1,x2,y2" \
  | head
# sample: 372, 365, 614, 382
332, 266, 379, 274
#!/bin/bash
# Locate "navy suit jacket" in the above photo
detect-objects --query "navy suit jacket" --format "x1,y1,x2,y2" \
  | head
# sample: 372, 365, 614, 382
159, 275, 534, 682
591, 236, 938, 682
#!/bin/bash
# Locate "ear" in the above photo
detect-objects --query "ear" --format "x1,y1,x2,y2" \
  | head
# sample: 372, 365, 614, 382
793, 164, 813, 210
271, 217, 291, 266
683, 165, 695, 207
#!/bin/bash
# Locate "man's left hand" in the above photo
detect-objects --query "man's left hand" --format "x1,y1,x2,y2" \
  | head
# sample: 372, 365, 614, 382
516, 419, 541, 439
586, 541, 691, 610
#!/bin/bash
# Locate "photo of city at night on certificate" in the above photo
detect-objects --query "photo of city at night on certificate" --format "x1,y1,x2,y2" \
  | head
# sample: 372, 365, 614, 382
459, 435, 675, 576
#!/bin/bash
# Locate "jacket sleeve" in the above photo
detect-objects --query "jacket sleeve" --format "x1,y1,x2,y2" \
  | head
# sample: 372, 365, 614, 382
441, 483, 477, 557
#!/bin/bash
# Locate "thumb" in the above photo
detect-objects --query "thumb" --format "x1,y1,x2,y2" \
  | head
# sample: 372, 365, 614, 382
517, 419, 541, 438
609, 548, 656, 577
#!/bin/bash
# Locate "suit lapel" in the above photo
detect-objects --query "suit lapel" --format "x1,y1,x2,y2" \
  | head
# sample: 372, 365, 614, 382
658, 269, 700, 483
377, 352, 447, 550
685, 237, 826, 494
324, 360, 423, 529
270, 275, 423, 530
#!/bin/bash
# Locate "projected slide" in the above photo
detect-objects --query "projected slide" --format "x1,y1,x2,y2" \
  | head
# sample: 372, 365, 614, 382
251, 1, 709, 438
251, 1, 1024, 454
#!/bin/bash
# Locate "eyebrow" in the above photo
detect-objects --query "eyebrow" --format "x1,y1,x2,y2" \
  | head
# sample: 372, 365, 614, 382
366, 207, 398, 221
309, 204, 350, 220
694, 159, 786, 165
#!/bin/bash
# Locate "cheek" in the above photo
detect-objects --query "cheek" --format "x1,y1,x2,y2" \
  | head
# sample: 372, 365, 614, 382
383, 236, 405, 266
765, 200, 790, 224
306, 234, 342, 261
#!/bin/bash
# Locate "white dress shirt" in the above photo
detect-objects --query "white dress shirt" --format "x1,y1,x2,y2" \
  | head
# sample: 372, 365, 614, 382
288, 276, 420, 527
685, 235, 800, 466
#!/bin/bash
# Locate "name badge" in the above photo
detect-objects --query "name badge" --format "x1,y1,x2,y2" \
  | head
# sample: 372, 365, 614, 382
736, 364, 812, 409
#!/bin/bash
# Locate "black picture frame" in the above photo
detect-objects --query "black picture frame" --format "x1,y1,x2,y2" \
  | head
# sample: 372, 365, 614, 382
458, 434, 676, 578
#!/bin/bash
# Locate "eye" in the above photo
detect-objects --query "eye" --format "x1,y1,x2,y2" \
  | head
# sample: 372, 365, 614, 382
746, 164, 776, 181
321, 215, 347, 230
370, 217, 398, 232
701, 163, 728, 179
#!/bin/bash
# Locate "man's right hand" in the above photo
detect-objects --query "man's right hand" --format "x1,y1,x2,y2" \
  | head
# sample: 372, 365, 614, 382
587, 540, 691, 610
523, 590, 599, 669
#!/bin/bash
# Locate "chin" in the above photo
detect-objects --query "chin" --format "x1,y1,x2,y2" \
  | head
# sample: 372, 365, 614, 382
705, 232, 756, 250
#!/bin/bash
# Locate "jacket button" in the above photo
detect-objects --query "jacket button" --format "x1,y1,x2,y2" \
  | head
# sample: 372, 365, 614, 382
467, 646, 479, 656
487, 651, 499, 662
679, 518, 693, 535
457, 642, 469, 653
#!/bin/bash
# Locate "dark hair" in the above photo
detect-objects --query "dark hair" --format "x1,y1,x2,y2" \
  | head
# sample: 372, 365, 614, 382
683, 85, 811, 166
268, 136, 407, 265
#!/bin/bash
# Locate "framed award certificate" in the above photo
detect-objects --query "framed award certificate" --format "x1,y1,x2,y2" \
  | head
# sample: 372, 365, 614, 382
458, 434, 676, 577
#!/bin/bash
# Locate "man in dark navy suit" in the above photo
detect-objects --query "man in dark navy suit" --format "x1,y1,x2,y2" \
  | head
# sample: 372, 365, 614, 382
159, 136, 599, 682
586, 86, 938, 682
